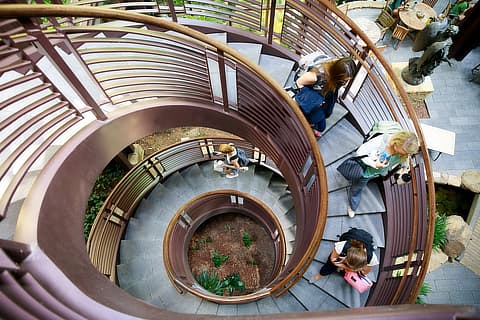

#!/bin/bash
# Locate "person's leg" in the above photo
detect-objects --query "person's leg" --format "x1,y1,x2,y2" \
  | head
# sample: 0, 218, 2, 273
309, 254, 337, 283
349, 176, 370, 211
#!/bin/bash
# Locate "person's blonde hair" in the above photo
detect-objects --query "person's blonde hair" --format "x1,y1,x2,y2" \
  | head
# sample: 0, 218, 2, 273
344, 240, 368, 271
390, 131, 419, 161
314, 57, 356, 95
218, 144, 235, 154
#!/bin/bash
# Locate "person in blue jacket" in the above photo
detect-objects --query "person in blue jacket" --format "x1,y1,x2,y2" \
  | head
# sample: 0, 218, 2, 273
295, 57, 356, 138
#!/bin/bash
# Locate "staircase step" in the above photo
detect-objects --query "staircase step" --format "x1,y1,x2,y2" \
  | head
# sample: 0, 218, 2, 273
180, 164, 210, 194
322, 214, 385, 248
323, 104, 349, 136
289, 277, 347, 311
258, 54, 295, 87
255, 295, 281, 314
118, 238, 163, 265
149, 281, 202, 314
327, 189, 349, 217
318, 118, 364, 165
228, 42, 262, 65
325, 154, 352, 192
123, 217, 167, 240
272, 290, 306, 313
195, 299, 219, 315
117, 250, 164, 288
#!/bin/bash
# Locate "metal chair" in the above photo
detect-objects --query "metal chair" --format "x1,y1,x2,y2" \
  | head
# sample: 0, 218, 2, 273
390, 24, 410, 49
375, 9, 397, 40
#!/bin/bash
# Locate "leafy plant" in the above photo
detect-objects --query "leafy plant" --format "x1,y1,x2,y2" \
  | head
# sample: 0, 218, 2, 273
222, 273, 246, 295
212, 251, 229, 268
433, 213, 448, 251
196, 271, 224, 295
84, 161, 126, 240
198, 237, 212, 244
224, 225, 233, 230
242, 230, 253, 248
246, 259, 258, 265
415, 282, 432, 304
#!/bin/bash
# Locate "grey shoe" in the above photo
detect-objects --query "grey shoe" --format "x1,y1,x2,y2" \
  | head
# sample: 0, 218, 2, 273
347, 205, 356, 218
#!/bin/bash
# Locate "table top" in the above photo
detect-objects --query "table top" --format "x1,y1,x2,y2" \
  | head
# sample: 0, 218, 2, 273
399, 2, 437, 31
352, 17, 382, 46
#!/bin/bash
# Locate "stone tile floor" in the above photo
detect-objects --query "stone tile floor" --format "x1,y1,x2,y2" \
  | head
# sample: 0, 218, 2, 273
349, 6, 480, 308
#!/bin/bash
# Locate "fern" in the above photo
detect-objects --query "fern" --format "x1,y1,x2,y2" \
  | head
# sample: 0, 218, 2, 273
242, 230, 253, 248
415, 282, 432, 304
433, 213, 448, 251
196, 271, 224, 295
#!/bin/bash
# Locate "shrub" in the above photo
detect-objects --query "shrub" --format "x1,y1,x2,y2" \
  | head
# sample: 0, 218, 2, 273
212, 251, 229, 268
415, 282, 432, 304
433, 213, 448, 251
196, 271, 224, 295
242, 230, 253, 248
83, 161, 126, 240
222, 273, 245, 295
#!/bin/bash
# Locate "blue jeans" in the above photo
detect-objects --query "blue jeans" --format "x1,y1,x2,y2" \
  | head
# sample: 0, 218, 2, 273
349, 176, 370, 210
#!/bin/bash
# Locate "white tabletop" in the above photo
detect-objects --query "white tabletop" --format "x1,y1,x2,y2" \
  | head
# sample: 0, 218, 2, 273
420, 123, 455, 155
352, 17, 382, 46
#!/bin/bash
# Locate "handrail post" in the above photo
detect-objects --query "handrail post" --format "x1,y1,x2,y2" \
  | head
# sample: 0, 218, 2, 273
165, 0, 178, 22
267, 0, 277, 45
23, 23, 108, 121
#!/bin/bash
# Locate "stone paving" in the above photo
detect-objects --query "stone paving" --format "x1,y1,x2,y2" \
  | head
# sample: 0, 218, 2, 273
349, 5, 480, 308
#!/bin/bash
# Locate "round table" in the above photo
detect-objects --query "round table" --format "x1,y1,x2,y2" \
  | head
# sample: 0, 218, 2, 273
399, 2, 437, 31
352, 17, 382, 46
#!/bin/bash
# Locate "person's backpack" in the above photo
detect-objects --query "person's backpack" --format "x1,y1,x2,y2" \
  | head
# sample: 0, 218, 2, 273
339, 227, 376, 262
364, 120, 403, 142
236, 148, 250, 167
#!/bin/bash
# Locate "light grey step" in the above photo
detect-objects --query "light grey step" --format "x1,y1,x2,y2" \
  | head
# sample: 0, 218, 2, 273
206, 32, 227, 43
123, 217, 167, 240
327, 182, 384, 217
180, 164, 210, 194
228, 42, 262, 65
217, 304, 238, 316
149, 281, 202, 314
325, 154, 352, 192
318, 118, 364, 165
236, 300, 260, 315
249, 166, 274, 198
195, 299, 219, 315
258, 54, 295, 87
323, 103, 349, 136
0, 199, 23, 240
288, 277, 347, 311
117, 251, 164, 289
162, 171, 197, 202
272, 290, 306, 313
327, 189, 349, 217
322, 214, 385, 249
255, 295, 281, 314
118, 238, 163, 265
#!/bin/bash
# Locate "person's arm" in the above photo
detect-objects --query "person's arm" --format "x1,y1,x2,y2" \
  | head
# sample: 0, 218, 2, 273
296, 71, 318, 88
222, 157, 240, 169
356, 135, 388, 169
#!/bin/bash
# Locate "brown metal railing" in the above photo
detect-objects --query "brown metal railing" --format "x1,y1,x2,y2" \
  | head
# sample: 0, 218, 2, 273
0, 0, 438, 316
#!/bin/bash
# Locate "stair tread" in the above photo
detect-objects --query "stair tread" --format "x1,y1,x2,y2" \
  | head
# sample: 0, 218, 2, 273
259, 54, 295, 87
228, 42, 262, 65
289, 276, 347, 311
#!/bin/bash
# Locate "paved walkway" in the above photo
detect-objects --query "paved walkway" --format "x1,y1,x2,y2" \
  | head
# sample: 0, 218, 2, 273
349, 6, 480, 308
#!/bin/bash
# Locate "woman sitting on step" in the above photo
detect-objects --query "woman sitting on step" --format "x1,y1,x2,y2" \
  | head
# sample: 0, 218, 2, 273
218, 143, 249, 179
295, 57, 356, 138
347, 131, 419, 218
309, 228, 379, 283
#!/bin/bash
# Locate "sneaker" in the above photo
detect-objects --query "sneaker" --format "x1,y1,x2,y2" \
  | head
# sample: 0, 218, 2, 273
347, 205, 356, 218
313, 130, 321, 138
226, 172, 239, 179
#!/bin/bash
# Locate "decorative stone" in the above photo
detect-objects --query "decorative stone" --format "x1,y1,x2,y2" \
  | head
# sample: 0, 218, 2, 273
447, 174, 462, 187
461, 170, 480, 193
443, 240, 465, 261
127, 143, 145, 165
433, 171, 449, 185
446, 215, 472, 246
427, 250, 448, 273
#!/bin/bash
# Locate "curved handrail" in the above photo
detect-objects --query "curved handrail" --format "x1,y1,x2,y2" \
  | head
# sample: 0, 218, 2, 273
0, 0, 435, 312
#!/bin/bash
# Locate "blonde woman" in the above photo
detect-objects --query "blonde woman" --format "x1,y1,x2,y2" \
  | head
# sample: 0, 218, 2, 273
295, 57, 356, 137
347, 131, 419, 217
218, 143, 249, 178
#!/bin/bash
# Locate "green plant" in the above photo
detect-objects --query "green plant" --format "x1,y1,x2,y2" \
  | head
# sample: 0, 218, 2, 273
195, 271, 224, 295
246, 259, 258, 265
224, 225, 233, 230
83, 161, 126, 240
198, 237, 212, 244
212, 251, 229, 268
433, 213, 448, 251
242, 230, 253, 248
222, 273, 245, 295
415, 282, 432, 304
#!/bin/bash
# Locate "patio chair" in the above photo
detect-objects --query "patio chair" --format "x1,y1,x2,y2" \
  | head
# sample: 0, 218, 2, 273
375, 9, 397, 40
390, 24, 410, 49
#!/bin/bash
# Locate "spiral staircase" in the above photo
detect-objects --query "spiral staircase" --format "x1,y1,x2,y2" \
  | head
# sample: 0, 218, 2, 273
0, 1, 478, 319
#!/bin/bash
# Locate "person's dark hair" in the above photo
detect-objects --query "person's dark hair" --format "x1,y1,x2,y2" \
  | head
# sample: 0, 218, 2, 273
344, 239, 368, 271
322, 57, 356, 94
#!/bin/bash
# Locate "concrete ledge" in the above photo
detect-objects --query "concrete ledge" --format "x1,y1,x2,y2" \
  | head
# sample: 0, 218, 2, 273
338, 0, 386, 12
